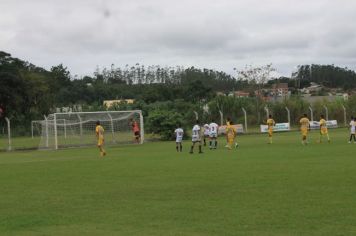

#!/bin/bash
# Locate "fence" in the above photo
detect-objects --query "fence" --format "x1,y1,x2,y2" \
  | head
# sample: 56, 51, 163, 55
0, 103, 354, 151
0, 117, 11, 151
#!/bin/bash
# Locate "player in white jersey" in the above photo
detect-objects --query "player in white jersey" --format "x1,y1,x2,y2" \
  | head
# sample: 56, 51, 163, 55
203, 123, 210, 146
190, 120, 203, 154
209, 121, 219, 149
349, 117, 356, 143
174, 124, 184, 152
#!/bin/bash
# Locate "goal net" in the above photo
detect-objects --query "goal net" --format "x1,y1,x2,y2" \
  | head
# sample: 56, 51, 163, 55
37, 110, 143, 150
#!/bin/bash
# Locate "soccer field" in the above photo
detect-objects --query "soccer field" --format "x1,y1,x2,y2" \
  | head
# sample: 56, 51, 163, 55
1, 129, 356, 235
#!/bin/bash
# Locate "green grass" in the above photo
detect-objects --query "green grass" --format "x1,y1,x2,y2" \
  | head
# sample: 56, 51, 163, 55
1, 129, 356, 235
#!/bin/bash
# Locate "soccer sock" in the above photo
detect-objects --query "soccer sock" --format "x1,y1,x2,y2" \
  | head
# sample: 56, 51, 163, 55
180, 144, 182, 152
199, 145, 202, 153
204, 138, 206, 146
215, 140, 218, 148
176, 145, 179, 152
209, 141, 212, 148
190, 146, 193, 153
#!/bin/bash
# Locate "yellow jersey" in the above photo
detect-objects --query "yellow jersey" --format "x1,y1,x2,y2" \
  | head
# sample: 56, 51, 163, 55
96, 125, 104, 139
320, 119, 327, 128
226, 125, 236, 139
267, 118, 275, 128
320, 118, 328, 134
300, 117, 310, 129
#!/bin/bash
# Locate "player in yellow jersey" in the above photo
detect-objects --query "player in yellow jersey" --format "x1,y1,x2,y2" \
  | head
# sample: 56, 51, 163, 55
299, 114, 310, 145
224, 117, 231, 147
266, 114, 275, 144
95, 121, 106, 157
225, 121, 237, 150
319, 115, 330, 143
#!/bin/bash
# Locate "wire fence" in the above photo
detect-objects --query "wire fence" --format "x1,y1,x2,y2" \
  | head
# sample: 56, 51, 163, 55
1, 103, 352, 151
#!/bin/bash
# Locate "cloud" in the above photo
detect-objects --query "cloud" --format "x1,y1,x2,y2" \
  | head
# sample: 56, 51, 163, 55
1, 0, 356, 76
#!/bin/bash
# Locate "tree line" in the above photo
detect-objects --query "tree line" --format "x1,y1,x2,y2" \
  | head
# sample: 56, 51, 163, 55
1, 51, 356, 137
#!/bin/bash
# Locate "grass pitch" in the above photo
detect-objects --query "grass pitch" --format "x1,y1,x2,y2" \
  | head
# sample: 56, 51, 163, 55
1, 129, 356, 235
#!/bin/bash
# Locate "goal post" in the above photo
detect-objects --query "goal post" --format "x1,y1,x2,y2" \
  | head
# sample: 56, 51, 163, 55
38, 110, 144, 150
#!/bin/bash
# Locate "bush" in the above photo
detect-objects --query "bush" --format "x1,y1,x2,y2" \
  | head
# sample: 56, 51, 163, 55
146, 109, 184, 140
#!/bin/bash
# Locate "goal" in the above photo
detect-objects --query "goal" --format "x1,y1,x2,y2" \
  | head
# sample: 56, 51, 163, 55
38, 110, 144, 150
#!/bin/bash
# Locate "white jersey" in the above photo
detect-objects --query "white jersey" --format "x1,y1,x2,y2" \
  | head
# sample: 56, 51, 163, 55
174, 128, 184, 142
203, 124, 210, 136
192, 124, 201, 142
209, 122, 219, 137
350, 121, 356, 134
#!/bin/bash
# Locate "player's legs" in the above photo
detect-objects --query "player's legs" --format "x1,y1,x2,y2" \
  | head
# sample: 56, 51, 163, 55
320, 129, 330, 143
179, 142, 182, 152
190, 140, 202, 154
209, 136, 212, 149
97, 138, 106, 157
350, 134, 356, 143
176, 142, 179, 152
302, 134, 308, 145
190, 141, 196, 153
301, 129, 308, 145
134, 132, 140, 144
98, 144, 106, 157
268, 130, 273, 144
227, 138, 233, 150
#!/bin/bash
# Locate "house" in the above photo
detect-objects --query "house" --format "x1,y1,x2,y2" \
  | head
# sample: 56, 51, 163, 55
234, 91, 250, 98
271, 83, 289, 97
301, 82, 322, 94
216, 92, 226, 96
103, 99, 135, 108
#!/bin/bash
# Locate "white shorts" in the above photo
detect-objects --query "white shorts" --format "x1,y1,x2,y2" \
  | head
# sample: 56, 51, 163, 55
192, 136, 201, 142
176, 137, 183, 143
204, 132, 209, 136
209, 132, 217, 138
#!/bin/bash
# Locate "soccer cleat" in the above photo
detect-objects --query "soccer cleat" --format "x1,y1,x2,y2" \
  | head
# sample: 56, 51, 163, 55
348, 141, 351, 144
235, 143, 239, 148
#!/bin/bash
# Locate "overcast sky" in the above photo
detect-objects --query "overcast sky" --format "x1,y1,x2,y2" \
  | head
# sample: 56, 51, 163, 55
1, 0, 356, 77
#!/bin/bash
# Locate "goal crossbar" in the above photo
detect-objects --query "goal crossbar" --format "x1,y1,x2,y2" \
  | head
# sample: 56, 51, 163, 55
38, 110, 144, 150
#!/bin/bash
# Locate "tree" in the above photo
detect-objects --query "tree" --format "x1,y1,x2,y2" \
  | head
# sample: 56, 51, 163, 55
237, 64, 275, 123
146, 109, 184, 140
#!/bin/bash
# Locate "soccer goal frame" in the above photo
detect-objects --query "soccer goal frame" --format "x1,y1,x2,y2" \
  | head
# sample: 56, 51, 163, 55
41, 110, 144, 150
